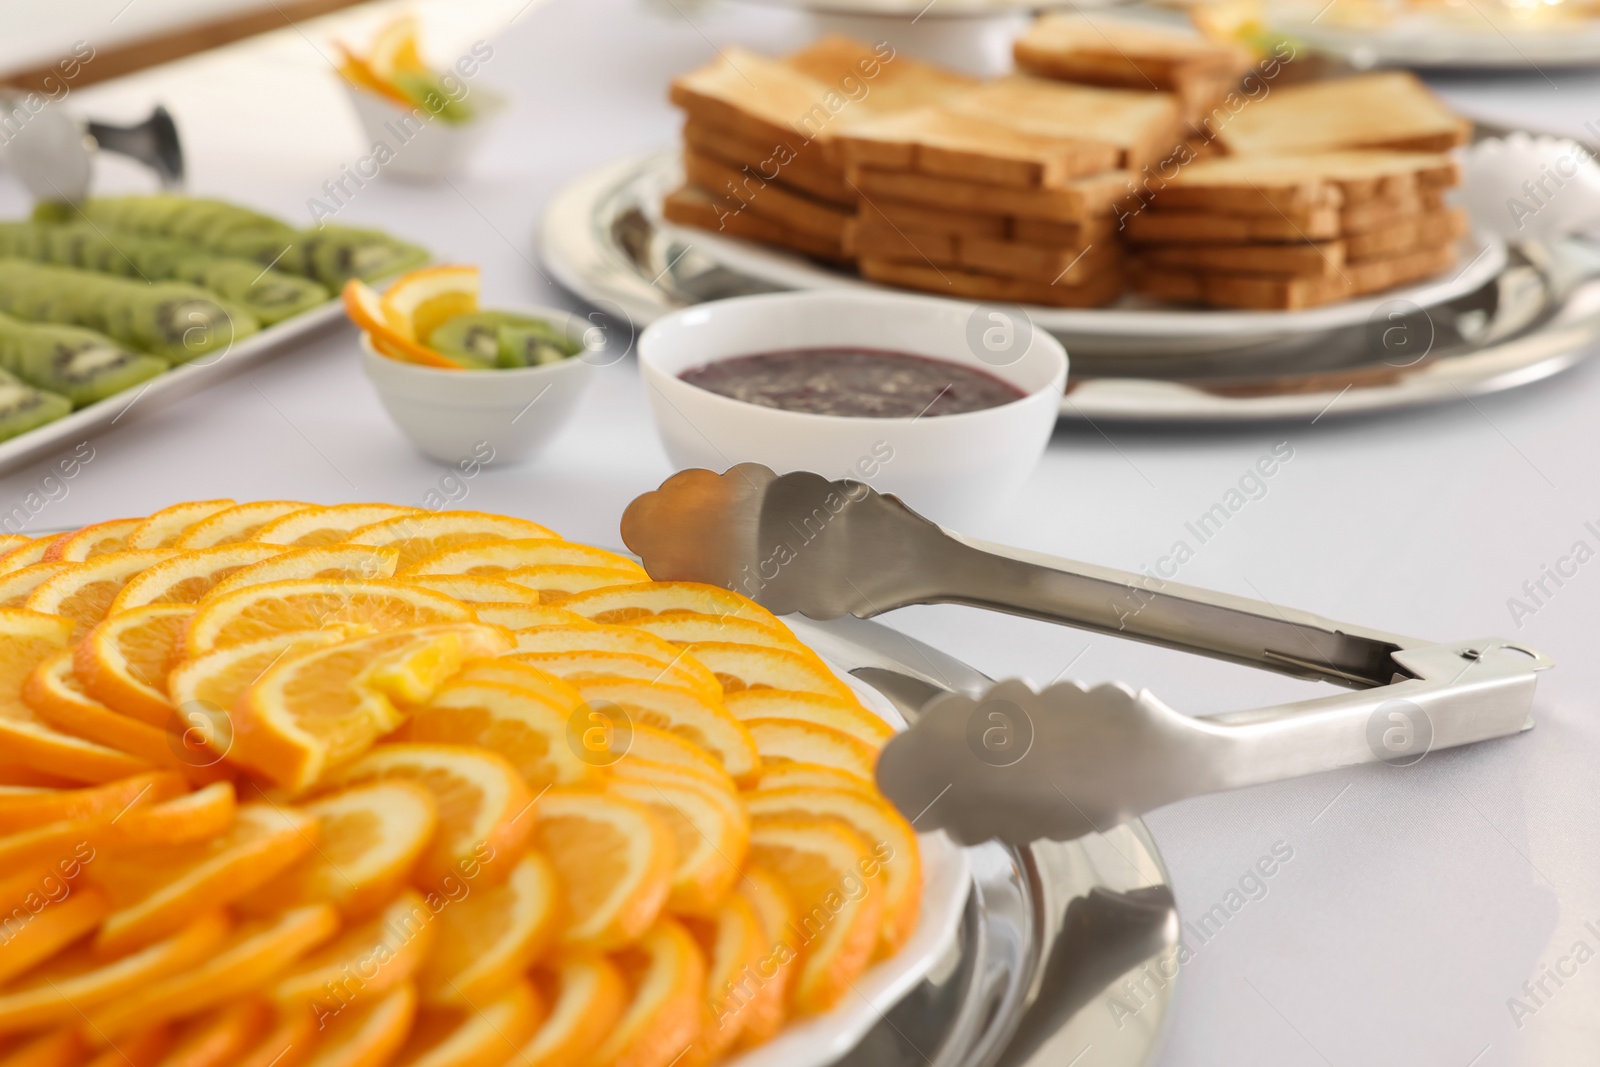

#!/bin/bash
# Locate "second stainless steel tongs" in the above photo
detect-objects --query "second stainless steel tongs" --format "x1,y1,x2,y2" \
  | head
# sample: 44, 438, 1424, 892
621, 465, 1552, 846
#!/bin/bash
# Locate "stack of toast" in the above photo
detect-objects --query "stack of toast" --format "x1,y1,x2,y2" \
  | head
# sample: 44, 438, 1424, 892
834, 76, 1190, 308
664, 37, 974, 262
1125, 151, 1468, 310
661, 25, 1477, 315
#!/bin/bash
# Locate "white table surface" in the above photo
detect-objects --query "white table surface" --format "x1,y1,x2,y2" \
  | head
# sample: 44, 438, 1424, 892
2, 2, 1598, 1064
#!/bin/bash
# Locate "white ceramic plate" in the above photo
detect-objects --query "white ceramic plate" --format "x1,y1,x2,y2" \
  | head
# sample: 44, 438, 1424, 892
0, 299, 347, 477
1274, 12, 1600, 69
723, 664, 971, 1067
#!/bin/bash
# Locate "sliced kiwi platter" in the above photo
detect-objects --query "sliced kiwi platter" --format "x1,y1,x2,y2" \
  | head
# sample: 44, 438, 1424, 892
0, 195, 427, 443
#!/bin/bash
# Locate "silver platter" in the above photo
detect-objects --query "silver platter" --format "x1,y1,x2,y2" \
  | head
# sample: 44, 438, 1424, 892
788, 612, 1175, 1067
538, 145, 1600, 424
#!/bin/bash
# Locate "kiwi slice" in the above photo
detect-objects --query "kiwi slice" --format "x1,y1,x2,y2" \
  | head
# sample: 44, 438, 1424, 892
0, 324, 164, 408
426, 312, 504, 367
0, 368, 70, 440
428, 311, 578, 369
497, 324, 576, 368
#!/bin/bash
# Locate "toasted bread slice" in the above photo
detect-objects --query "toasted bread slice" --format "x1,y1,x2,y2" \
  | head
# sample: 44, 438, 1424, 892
1123, 205, 1342, 243
671, 47, 854, 153
1014, 14, 1252, 122
1213, 71, 1472, 155
1137, 240, 1347, 277
1345, 208, 1467, 260
1012, 214, 1120, 247
856, 217, 1112, 283
662, 186, 851, 262
835, 106, 1120, 189
782, 35, 976, 114
854, 216, 960, 267
859, 257, 1124, 308
1149, 151, 1459, 216
682, 120, 852, 205
943, 75, 1184, 175
683, 149, 856, 243
861, 196, 1011, 239
851, 166, 1135, 222
1132, 239, 1458, 310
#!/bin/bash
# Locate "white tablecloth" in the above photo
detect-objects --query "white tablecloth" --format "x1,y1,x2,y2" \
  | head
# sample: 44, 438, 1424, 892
1, 1, 1597, 1062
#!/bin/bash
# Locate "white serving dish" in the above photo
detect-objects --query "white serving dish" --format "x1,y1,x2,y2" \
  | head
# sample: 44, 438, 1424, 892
343, 82, 503, 183
637, 290, 1067, 528
360, 305, 599, 465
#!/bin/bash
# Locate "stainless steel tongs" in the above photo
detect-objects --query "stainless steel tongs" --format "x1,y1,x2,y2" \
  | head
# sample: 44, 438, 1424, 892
621, 465, 1552, 846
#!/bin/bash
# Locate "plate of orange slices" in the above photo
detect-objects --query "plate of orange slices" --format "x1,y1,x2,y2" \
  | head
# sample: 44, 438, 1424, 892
0, 500, 969, 1067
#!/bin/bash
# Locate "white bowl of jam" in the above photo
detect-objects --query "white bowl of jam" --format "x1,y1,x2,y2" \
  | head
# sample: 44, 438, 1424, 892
638, 290, 1067, 525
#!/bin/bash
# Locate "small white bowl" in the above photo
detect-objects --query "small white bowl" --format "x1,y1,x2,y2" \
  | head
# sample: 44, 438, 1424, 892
638, 290, 1067, 526
361, 305, 599, 465
343, 82, 503, 183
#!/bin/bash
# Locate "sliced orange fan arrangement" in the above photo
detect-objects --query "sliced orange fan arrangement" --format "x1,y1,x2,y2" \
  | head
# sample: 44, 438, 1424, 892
0, 501, 920, 1067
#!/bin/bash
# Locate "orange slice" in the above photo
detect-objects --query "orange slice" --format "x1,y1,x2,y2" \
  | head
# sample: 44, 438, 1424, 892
85, 905, 338, 1039
165, 630, 347, 765
731, 866, 795, 1048
230, 623, 511, 790
607, 774, 748, 916
682, 644, 853, 701
326, 744, 533, 888
751, 761, 871, 794
724, 691, 893, 749
109, 544, 286, 611
626, 612, 809, 656
343, 512, 560, 572
610, 755, 738, 810
0, 610, 85, 710
0, 539, 50, 575
402, 680, 598, 791
535, 789, 675, 950
301, 982, 416, 1067
124, 501, 237, 550
365, 14, 427, 77
0, 535, 32, 563
86, 1023, 173, 1066
208, 544, 401, 596
746, 818, 884, 1014
0, 882, 109, 985
104, 781, 237, 847
233, 1006, 316, 1067
394, 980, 541, 1067
0, 563, 71, 609
74, 604, 193, 727
336, 44, 414, 108
255, 503, 423, 548
447, 659, 585, 711
469, 603, 589, 630
553, 583, 781, 628
174, 502, 312, 550
43, 519, 143, 562
514, 956, 626, 1067
25, 550, 175, 631
745, 719, 878, 781
90, 803, 319, 956
612, 724, 738, 796
508, 624, 719, 694
568, 679, 759, 785
159, 997, 273, 1067
273, 891, 433, 1015
379, 265, 480, 343
511, 651, 719, 702
0, 770, 184, 833
417, 853, 558, 1006
403, 539, 642, 579
343, 279, 462, 369
501, 567, 647, 603
240, 780, 437, 919
0, 1029, 89, 1067
745, 787, 921, 952
184, 578, 476, 656
0, 910, 228, 1034
685, 893, 765, 1061
401, 574, 539, 605
588, 919, 704, 1067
